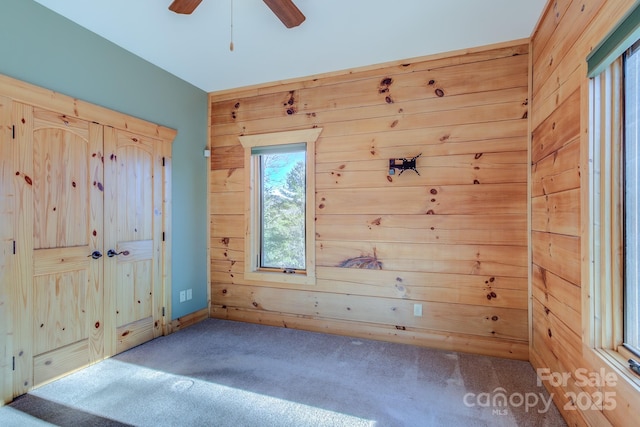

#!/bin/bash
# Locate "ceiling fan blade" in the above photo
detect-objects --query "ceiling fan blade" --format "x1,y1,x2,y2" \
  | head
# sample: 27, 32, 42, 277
263, 0, 306, 28
168, 0, 203, 15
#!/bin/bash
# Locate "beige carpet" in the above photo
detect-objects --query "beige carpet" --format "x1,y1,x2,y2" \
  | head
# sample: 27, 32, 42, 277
1, 319, 566, 426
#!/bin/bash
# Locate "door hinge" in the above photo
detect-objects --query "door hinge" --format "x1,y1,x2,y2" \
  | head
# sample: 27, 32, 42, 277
12, 125, 15, 139
162, 232, 165, 242
13, 240, 16, 255
162, 307, 165, 317
12, 356, 15, 371
162, 157, 165, 167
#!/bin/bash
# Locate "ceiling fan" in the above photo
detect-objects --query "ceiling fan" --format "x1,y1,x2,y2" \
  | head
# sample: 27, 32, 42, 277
168, 0, 306, 28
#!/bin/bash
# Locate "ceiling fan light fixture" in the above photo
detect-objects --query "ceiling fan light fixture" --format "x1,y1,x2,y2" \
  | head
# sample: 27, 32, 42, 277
263, 0, 306, 28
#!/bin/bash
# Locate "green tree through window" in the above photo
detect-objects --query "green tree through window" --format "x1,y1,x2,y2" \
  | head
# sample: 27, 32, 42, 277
260, 149, 306, 270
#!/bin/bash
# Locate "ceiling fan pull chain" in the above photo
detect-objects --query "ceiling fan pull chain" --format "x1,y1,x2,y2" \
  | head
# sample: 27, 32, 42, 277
229, 0, 234, 51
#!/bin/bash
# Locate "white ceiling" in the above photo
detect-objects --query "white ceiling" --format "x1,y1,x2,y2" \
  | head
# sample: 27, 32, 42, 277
33, 0, 547, 93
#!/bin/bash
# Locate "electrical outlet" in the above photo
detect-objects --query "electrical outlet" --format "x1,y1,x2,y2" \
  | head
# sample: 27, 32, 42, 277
179, 290, 186, 303
413, 303, 423, 317
186, 289, 192, 301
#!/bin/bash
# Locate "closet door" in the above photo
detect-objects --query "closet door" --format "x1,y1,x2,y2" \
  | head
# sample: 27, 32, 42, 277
14, 106, 104, 390
104, 128, 164, 355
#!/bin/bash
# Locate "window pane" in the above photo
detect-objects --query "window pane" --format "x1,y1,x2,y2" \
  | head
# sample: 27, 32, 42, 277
625, 41, 640, 352
259, 149, 306, 270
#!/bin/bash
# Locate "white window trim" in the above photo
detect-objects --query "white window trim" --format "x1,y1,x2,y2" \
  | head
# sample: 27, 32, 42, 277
239, 128, 321, 286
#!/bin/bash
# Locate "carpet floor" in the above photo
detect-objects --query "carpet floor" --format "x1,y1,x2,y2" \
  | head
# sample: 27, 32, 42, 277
1, 318, 566, 426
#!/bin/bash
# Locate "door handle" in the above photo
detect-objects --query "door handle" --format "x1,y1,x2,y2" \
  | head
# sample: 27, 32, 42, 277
107, 249, 129, 257
88, 250, 103, 259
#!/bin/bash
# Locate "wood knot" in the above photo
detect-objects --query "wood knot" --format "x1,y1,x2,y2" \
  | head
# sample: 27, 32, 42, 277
435, 88, 445, 97
379, 77, 393, 94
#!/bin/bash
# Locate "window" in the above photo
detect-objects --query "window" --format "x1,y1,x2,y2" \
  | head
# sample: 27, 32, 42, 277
239, 128, 321, 285
256, 144, 306, 271
588, 2, 640, 379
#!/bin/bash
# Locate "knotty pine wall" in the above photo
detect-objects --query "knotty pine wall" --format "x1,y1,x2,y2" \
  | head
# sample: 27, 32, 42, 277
209, 41, 530, 360
531, 0, 640, 425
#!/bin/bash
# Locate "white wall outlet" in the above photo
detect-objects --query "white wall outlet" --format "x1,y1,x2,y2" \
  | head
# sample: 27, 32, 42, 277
186, 288, 192, 301
413, 303, 423, 317
179, 290, 186, 303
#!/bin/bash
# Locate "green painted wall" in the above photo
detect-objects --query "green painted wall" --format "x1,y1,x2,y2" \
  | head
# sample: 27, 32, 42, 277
1, 0, 209, 319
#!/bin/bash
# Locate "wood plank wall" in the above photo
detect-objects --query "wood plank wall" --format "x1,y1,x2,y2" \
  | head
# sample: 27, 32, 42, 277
530, 0, 640, 425
209, 41, 530, 360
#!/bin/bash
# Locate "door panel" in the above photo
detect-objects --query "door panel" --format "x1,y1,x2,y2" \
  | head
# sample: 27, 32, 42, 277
22, 108, 104, 388
33, 340, 89, 386
33, 270, 88, 356
116, 257, 153, 326
33, 122, 89, 249
105, 128, 163, 355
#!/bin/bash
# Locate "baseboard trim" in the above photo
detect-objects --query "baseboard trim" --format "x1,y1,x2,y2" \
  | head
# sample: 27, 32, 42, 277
211, 305, 529, 360
165, 307, 210, 335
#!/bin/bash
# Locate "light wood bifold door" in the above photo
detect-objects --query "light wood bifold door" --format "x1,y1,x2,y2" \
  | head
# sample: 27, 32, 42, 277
104, 128, 165, 355
15, 107, 105, 389
13, 105, 168, 392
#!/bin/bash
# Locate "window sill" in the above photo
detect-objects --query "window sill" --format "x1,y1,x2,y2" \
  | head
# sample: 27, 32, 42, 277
594, 347, 640, 392
245, 270, 315, 286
